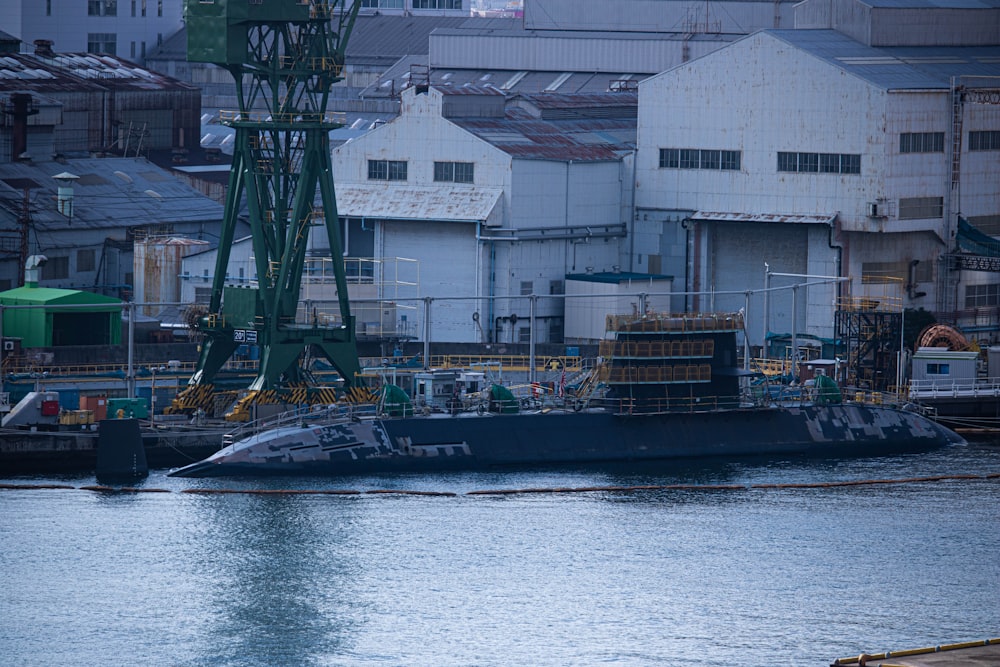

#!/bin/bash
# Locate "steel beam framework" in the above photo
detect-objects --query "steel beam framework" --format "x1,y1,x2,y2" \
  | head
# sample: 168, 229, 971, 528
184, 0, 362, 392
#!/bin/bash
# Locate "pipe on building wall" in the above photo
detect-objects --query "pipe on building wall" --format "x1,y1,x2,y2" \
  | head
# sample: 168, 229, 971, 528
681, 218, 695, 313
488, 241, 496, 343
478, 225, 624, 242
827, 216, 844, 305
475, 222, 485, 344
627, 159, 636, 272
564, 160, 572, 229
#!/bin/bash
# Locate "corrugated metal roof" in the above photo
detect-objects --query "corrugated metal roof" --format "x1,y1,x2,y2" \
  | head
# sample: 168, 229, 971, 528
0, 52, 195, 94
347, 15, 470, 65
452, 112, 636, 161
439, 85, 506, 96
0, 158, 223, 231
149, 15, 470, 67
360, 58, 653, 99
432, 26, 742, 42
513, 92, 639, 109
770, 30, 1000, 90
863, 0, 1000, 7
690, 211, 837, 224
335, 184, 502, 222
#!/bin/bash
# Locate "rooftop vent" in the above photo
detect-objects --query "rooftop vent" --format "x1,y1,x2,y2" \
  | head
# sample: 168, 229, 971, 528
33, 40, 55, 58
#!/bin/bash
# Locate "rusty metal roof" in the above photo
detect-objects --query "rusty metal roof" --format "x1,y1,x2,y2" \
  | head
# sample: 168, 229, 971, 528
452, 112, 636, 161
690, 211, 837, 224
438, 85, 507, 96
0, 52, 196, 94
334, 183, 502, 223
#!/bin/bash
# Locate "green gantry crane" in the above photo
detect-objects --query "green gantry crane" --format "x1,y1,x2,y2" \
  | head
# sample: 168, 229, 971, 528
183, 0, 363, 399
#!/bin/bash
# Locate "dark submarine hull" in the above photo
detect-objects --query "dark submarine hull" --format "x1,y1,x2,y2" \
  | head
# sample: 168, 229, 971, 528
169, 403, 965, 477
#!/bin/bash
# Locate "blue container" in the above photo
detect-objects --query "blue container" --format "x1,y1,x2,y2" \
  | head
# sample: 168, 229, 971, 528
565, 346, 580, 357
57, 388, 80, 410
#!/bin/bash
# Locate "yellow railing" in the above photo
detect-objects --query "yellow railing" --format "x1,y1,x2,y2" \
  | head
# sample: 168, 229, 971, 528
606, 312, 743, 334
836, 294, 903, 313
277, 55, 343, 75
219, 109, 346, 125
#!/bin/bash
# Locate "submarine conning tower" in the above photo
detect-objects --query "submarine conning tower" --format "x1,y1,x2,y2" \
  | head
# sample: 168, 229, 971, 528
599, 312, 745, 411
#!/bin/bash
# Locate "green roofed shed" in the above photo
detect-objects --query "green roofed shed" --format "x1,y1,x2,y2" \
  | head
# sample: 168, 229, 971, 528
0, 287, 122, 347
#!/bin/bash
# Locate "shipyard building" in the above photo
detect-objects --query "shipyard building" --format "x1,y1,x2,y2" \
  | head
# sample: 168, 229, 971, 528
635, 0, 1000, 347
0, 38, 233, 301
4, 0, 1000, 354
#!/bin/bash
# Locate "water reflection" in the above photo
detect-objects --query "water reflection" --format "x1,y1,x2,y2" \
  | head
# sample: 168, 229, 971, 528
185, 494, 365, 667
2, 445, 999, 666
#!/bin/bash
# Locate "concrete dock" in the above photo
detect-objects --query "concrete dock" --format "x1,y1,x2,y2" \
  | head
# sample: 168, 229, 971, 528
831, 638, 1000, 666
0, 423, 225, 473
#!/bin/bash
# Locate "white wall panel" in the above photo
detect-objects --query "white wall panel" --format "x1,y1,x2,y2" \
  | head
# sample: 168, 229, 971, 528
431, 32, 729, 74
383, 219, 480, 343
525, 0, 796, 32
637, 32, 885, 224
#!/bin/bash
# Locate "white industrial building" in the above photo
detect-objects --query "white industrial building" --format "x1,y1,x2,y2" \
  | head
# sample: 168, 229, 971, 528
634, 0, 1000, 347
328, 84, 636, 343
4, 0, 184, 65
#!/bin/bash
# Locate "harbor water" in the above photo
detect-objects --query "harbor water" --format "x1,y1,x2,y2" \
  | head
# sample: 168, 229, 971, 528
2, 442, 999, 666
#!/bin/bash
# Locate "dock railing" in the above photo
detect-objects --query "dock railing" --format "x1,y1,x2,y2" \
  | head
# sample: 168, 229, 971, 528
909, 378, 1000, 398
221, 402, 378, 447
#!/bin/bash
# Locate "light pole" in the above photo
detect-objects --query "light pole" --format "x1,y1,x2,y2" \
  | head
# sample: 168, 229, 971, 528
149, 365, 165, 416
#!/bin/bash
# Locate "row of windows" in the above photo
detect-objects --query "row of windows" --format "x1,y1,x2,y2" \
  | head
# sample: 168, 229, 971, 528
966, 283, 1000, 308
86, 34, 158, 58
433, 161, 474, 183
970, 131, 1000, 151
87, 33, 117, 56
898, 131, 1000, 152
657, 131, 999, 174
900, 132, 944, 154
369, 160, 475, 183
87, 0, 161, 17
368, 159, 408, 181
658, 148, 741, 171
777, 152, 861, 174
657, 150, 864, 173
88, 0, 116, 15
412, 0, 463, 7
361, 1, 463, 7
39, 250, 97, 280
898, 196, 944, 220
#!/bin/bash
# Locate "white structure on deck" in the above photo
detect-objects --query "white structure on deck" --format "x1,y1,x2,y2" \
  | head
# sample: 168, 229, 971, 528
564, 272, 673, 343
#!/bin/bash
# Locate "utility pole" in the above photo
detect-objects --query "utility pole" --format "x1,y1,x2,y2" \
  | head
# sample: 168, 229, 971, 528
17, 188, 30, 286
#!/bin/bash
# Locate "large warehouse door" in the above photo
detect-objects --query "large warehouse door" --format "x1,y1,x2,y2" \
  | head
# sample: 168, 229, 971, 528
706, 222, 809, 347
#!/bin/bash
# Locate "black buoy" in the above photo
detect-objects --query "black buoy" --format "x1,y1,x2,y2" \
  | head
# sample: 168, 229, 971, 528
96, 419, 148, 482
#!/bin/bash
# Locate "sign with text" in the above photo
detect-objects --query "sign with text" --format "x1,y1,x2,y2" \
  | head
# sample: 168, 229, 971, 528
233, 329, 258, 344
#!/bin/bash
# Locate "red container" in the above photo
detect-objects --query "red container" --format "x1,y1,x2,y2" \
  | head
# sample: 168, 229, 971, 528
80, 396, 108, 422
